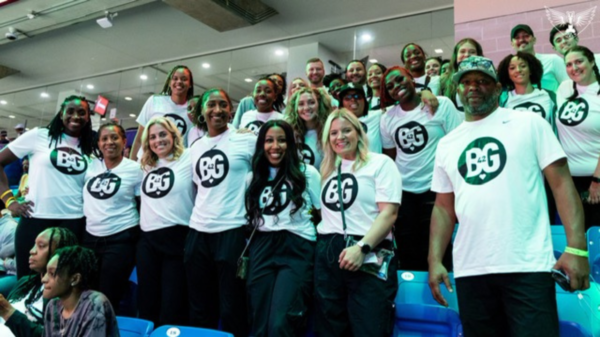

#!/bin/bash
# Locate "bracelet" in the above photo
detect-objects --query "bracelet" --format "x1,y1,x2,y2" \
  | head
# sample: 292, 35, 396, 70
0, 190, 12, 200
565, 246, 589, 258
5, 197, 15, 208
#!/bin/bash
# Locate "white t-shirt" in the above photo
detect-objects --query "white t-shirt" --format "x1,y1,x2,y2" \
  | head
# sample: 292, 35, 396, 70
189, 129, 256, 233
414, 74, 440, 95
136, 95, 192, 146
187, 127, 206, 146
8, 128, 89, 218
536, 53, 568, 93
140, 150, 194, 232
239, 110, 284, 134
359, 109, 383, 153
83, 158, 143, 237
249, 165, 321, 241
369, 96, 381, 110
556, 80, 600, 176
318, 153, 402, 240
431, 108, 565, 278
301, 129, 324, 170
505, 88, 555, 126
381, 97, 462, 193
11, 285, 44, 324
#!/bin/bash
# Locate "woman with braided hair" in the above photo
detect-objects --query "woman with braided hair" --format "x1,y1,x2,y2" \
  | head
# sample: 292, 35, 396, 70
0, 95, 93, 279
42, 246, 119, 337
556, 45, 600, 229
0, 227, 77, 337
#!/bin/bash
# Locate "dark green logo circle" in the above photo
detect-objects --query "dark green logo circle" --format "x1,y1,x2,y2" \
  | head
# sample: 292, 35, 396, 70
513, 102, 546, 119
458, 137, 507, 185
558, 98, 588, 126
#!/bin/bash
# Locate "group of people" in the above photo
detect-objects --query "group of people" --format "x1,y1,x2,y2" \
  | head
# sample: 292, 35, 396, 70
0, 21, 594, 337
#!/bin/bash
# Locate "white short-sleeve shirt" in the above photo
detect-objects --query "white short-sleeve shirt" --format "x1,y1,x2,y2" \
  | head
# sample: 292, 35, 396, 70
358, 109, 383, 153
414, 74, 440, 95
239, 110, 284, 134
431, 108, 565, 278
8, 128, 89, 218
381, 96, 462, 193
136, 95, 192, 145
505, 88, 555, 125
318, 153, 402, 240
140, 150, 194, 232
189, 129, 256, 233
536, 53, 568, 93
300, 129, 324, 170
84, 158, 143, 237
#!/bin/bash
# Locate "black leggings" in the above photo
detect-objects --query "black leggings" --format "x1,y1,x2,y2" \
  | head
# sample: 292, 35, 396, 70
83, 226, 139, 315
15, 217, 85, 279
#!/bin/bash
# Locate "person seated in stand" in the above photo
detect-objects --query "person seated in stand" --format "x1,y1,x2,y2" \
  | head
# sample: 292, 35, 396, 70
42, 246, 119, 337
0, 228, 77, 337
0, 208, 17, 297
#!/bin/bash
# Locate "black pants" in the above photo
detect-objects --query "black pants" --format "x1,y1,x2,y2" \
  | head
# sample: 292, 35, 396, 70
247, 231, 315, 337
314, 234, 397, 337
184, 227, 248, 337
83, 226, 139, 315
15, 217, 85, 279
395, 190, 452, 271
136, 225, 188, 327
573, 176, 600, 231
456, 273, 559, 337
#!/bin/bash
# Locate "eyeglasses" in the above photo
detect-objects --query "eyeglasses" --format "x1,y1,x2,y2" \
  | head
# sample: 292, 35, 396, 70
343, 93, 363, 101
554, 33, 576, 45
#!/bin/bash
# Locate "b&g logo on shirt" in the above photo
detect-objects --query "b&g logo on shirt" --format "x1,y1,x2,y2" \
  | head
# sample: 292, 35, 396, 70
558, 98, 588, 126
260, 181, 291, 215
165, 114, 188, 137
458, 137, 507, 185
322, 173, 358, 211
395, 121, 429, 154
50, 147, 87, 175
143, 167, 174, 198
87, 173, 121, 199
300, 144, 315, 165
246, 121, 264, 134
513, 102, 546, 119
196, 149, 229, 188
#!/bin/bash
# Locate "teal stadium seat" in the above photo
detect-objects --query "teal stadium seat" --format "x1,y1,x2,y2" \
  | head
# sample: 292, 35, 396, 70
150, 326, 233, 337
116, 316, 154, 337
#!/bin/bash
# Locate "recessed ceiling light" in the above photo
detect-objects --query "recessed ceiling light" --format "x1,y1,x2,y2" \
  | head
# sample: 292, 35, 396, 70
124, 97, 133, 101
0, 100, 6, 105
101, 117, 106, 121
361, 33, 372, 42
369, 59, 378, 63
40, 92, 49, 98
244, 78, 253, 83
8, 115, 15, 119
435, 49, 443, 54
86, 84, 94, 89
275, 49, 285, 56
202, 63, 210, 69
129, 114, 136, 117
140, 74, 148, 80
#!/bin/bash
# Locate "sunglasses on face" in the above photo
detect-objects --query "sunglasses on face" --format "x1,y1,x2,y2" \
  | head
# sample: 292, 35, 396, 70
343, 93, 363, 101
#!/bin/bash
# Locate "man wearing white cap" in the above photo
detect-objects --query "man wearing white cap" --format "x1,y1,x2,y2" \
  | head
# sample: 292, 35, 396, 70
428, 56, 589, 336
13, 124, 24, 138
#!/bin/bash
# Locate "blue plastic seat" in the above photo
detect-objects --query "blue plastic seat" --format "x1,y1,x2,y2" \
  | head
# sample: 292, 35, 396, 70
559, 320, 592, 337
150, 326, 233, 337
394, 271, 461, 337
587, 227, 600, 282
116, 316, 154, 337
555, 284, 600, 337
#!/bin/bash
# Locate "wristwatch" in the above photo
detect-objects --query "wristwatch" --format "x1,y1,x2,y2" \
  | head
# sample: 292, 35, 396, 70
592, 176, 600, 184
357, 241, 372, 254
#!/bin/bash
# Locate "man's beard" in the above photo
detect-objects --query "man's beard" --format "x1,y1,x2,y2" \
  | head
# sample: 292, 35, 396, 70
462, 93, 498, 115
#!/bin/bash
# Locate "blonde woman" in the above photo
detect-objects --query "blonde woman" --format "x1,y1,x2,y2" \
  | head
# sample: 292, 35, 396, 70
138, 117, 193, 327
285, 87, 331, 169
315, 109, 402, 336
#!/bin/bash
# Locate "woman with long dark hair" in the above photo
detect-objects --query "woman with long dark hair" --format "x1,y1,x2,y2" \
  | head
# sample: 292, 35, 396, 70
0, 95, 93, 279
137, 117, 193, 327
0, 227, 77, 337
497, 52, 555, 125
367, 63, 387, 110
284, 87, 331, 169
314, 109, 401, 337
185, 88, 253, 337
130, 65, 194, 161
240, 78, 284, 134
245, 119, 321, 336
556, 45, 600, 229
83, 122, 143, 313
379, 66, 461, 271
440, 38, 483, 110
42, 246, 119, 336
